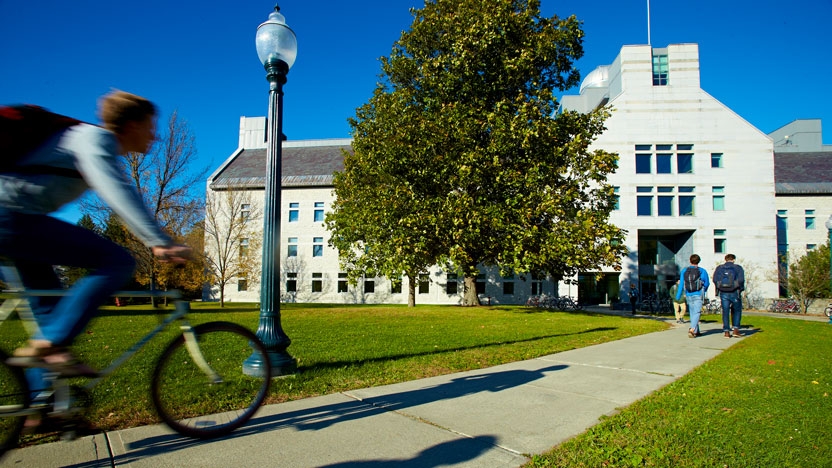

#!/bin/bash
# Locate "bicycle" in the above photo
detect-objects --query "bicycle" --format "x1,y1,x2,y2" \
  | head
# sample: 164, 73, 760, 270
0, 286, 272, 457
768, 298, 799, 314
702, 298, 722, 314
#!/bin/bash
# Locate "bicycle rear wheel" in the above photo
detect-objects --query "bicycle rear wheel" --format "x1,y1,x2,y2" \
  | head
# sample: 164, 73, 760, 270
151, 322, 271, 439
0, 350, 29, 458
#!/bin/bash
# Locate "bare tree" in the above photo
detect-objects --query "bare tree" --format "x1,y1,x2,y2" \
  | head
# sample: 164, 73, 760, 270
203, 189, 262, 306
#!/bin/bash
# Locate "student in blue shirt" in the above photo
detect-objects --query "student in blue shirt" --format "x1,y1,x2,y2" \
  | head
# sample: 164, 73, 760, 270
676, 254, 710, 338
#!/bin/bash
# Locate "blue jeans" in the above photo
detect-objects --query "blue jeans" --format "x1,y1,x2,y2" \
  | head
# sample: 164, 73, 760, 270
719, 291, 742, 331
0, 208, 136, 392
685, 294, 703, 333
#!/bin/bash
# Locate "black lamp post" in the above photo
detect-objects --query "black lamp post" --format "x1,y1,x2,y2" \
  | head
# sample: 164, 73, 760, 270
243, 4, 298, 377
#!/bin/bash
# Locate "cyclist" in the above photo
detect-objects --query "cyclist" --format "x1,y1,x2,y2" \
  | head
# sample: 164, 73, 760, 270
0, 91, 191, 410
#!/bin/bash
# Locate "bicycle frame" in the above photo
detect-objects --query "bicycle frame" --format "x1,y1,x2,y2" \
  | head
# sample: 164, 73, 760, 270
0, 288, 219, 414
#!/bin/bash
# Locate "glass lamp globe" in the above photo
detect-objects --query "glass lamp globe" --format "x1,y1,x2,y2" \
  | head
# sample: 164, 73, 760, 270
256, 6, 297, 69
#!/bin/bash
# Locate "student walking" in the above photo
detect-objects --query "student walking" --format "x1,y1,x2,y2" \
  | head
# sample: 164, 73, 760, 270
713, 254, 745, 338
628, 283, 639, 315
669, 279, 687, 324
676, 254, 710, 338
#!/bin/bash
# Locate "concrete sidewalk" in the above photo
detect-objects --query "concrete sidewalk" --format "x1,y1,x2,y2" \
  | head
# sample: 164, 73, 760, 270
3, 317, 747, 468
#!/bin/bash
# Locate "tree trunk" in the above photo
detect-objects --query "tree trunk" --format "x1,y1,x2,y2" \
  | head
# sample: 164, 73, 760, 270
407, 273, 416, 307
463, 275, 480, 306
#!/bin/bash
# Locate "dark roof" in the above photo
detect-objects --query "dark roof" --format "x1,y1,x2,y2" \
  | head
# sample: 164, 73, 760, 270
774, 151, 832, 195
210, 144, 350, 190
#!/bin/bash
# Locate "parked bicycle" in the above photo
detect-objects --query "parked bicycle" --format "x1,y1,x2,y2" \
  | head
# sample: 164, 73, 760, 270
0, 287, 272, 457
768, 298, 800, 314
702, 298, 722, 314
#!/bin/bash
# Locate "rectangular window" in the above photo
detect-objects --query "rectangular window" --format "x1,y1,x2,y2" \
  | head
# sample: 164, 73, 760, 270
476, 273, 486, 294
313, 237, 324, 257
364, 278, 375, 294
712, 186, 725, 211
656, 144, 673, 151
656, 154, 672, 174
288, 202, 299, 222
237, 278, 248, 291
239, 238, 249, 257
613, 186, 620, 210
714, 229, 727, 253
241, 204, 251, 223
312, 272, 323, 293
502, 274, 515, 296
531, 273, 544, 295
635, 154, 652, 174
637, 186, 653, 216
287, 237, 298, 257
808, 244, 817, 251
418, 273, 430, 294
446, 273, 458, 294
657, 187, 674, 216
314, 202, 325, 222
678, 190, 695, 216
286, 273, 297, 293
635, 144, 652, 151
677, 153, 693, 174
711, 153, 723, 168
805, 209, 816, 229
338, 273, 348, 293
652, 53, 668, 85
391, 276, 402, 294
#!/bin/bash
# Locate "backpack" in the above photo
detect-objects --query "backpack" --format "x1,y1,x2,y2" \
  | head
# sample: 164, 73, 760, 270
0, 105, 82, 173
683, 266, 703, 293
716, 264, 740, 292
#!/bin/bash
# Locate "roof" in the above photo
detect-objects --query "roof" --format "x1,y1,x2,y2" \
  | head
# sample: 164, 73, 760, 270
774, 151, 832, 195
209, 143, 350, 190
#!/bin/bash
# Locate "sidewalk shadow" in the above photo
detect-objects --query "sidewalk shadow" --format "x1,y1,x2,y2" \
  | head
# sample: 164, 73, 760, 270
318, 435, 501, 467
111, 364, 567, 465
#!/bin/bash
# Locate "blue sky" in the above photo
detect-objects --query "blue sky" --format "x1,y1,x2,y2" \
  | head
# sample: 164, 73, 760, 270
1, 0, 830, 221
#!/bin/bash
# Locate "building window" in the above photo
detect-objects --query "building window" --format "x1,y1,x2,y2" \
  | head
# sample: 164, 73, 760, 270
637, 186, 653, 216
287, 237, 297, 257
635, 154, 652, 174
286, 273, 297, 293
531, 273, 544, 295
502, 274, 515, 295
239, 238, 250, 257
314, 202, 325, 222
656, 153, 672, 174
613, 186, 620, 210
391, 276, 402, 294
712, 186, 725, 211
808, 244, 817, 251
364, 278, 375, 294
711, 153, 723, 168
312, 237, 324, 257
657, 187, 674, 216
241, 204, 251, 223
312, 272, 323, 293
237, 278, 248, 291
446, 273, 458, 294
805, 210, 816, 229
677, 153, 693, 174
476, 273, 486, 294
652, 53, 668, 85
288, 202, 299, 222
418, 274, 430, 294
338, 273, 348, 293
678, 186, 695, 216
714, 229, 727, 253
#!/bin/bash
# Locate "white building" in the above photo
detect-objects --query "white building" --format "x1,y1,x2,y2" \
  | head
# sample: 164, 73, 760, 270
206, 43, 817, 306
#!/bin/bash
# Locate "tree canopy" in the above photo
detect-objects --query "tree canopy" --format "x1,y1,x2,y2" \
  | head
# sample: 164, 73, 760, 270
327, 0, 626, 305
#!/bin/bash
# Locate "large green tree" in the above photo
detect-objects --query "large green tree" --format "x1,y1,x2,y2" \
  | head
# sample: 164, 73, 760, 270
328, 0, 626, 306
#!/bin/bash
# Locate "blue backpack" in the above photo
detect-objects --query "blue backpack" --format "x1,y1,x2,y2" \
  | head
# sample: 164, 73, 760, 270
716, 264, 740, 292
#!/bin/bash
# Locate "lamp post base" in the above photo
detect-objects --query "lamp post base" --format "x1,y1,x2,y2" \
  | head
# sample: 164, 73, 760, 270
243, 351, 297, 377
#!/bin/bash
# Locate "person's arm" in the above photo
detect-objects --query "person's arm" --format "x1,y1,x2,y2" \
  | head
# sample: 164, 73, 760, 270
738, 265, 746, 291
69, 126, 172, 247
700, 267, 710, 293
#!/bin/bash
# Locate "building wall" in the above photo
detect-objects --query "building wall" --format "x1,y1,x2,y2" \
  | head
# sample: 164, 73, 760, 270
564, 43, 780, 301
776, 195, 832, 259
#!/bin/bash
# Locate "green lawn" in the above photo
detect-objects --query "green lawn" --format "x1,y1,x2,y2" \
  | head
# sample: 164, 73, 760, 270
527, 315, 832, 467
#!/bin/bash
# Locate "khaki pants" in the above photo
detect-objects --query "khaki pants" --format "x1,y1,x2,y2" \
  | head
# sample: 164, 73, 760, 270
673, 301, 687, 321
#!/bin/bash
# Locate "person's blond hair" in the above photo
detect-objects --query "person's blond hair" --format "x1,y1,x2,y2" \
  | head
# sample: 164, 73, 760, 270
97, 90, 156, 134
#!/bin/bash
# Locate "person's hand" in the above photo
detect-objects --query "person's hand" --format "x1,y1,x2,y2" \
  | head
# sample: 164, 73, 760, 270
152, 244, 192, 264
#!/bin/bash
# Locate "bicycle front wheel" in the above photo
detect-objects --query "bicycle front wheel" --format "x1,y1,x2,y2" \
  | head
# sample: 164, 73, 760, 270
151, 322, 271, 439
0, 350, 29, 458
